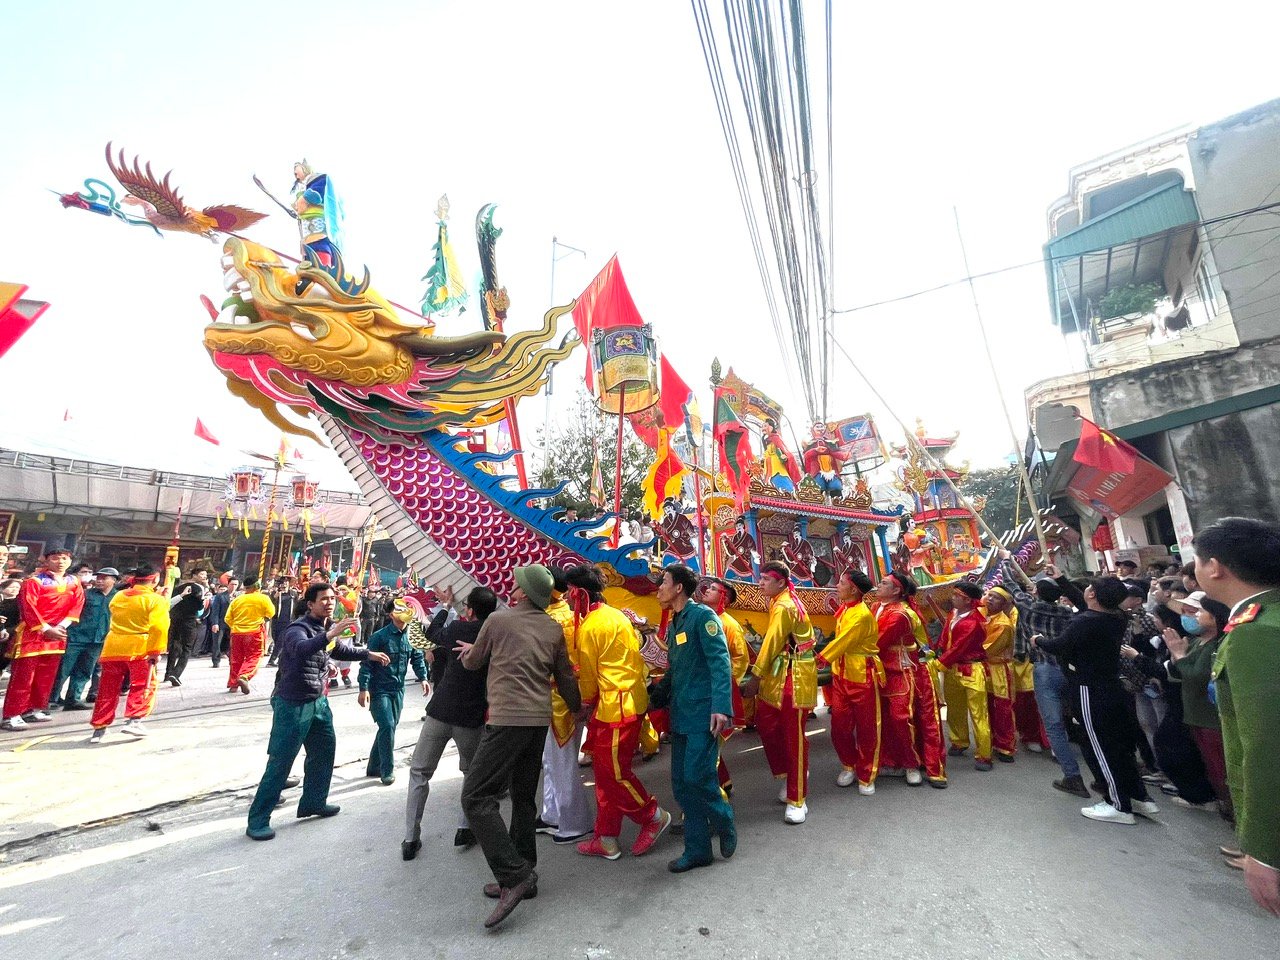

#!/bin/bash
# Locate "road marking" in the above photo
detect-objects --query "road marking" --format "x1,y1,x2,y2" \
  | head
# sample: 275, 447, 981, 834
12, 736, 56, 753
0, 916, 64, 936
194, 865, 244, 879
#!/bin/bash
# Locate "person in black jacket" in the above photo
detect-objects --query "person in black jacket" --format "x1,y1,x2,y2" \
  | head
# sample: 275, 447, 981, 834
1035, 576, 1158, 825
401, 585, 496, 861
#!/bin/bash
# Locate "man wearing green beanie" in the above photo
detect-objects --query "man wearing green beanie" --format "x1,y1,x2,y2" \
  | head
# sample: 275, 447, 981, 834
458, 564, 582, 928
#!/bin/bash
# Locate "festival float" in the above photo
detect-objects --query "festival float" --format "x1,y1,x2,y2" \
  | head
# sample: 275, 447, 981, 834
58, 144, 1055, 637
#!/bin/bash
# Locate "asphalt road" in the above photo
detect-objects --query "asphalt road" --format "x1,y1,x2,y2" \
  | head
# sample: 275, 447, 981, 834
0, 710, 1271, 960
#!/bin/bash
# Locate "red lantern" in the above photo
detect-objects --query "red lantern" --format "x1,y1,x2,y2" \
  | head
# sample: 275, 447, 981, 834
230, 467, 264, 501
289, 474, 319, 509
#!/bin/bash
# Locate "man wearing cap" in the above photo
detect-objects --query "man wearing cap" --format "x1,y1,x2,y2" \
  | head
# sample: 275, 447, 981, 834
357, 597, 429, 785
1115, 559, 1141, 585
1194, 517, 1280, 916
982, 586, 1019, 763
817, 569, 883, 792
936, 580, 992, 769
695, 577, 751, 794
223, 575, 276, 694
89, 563, 170, 742
649, 563, 736, 872
2, 547, 85, 730
457, 564, 582, 928
52, 567, 119, 710
567, 565, 672, 862
741, 560, 816, 823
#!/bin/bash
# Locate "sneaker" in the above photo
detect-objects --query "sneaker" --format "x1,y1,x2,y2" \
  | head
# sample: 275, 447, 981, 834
1225, 854, 1246, 871
1220, 845, 1244, 858
1081, 801, 1136, 825
836, 770, 856, 788
23, 710, 53, 723
1172, 796, 1215, 811
631, 808, 671, 857
578, 754, 593, 768
166, 676, 181, 687
576, 836, 621, 860
533, 817, 560, 836
1160, 782, 1181, 796
3, 715, 29, 731
121, 719, 148, 737
783, 802, 808, 825
1140, 772, 1166, 784
858, 783, 875, 796
89, 728, 106, 744
1131, 799, 1160, 819
551, 830, 591, 845
905, 769, 923, 786
1025, 742, 1044, 753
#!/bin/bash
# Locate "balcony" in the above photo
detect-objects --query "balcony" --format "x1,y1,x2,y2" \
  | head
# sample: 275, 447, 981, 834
1081, 292, 1238, 371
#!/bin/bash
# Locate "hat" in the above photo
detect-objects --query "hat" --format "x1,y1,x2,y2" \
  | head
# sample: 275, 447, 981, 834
1169, 590, 1207, 614
1115, 559, 1138, 570
96, 567, 121, 578
513, 564, 554, 610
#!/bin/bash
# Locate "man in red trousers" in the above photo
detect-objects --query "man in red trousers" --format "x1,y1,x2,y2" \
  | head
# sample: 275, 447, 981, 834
2, 547, 84, 730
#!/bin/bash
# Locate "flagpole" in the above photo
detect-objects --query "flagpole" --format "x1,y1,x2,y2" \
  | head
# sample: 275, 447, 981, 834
611, 389, 628, 548
693, 443, 707, 574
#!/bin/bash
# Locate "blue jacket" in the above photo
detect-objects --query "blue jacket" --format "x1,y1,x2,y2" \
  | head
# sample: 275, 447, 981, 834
358, 622, 427, 695
66, 588, 115, 647
649, 600, 733, 735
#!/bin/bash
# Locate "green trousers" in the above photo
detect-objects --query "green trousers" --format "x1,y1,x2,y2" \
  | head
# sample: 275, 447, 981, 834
365, 689, 404, 778
247, 696, 336, 830
671, 730, 736, 862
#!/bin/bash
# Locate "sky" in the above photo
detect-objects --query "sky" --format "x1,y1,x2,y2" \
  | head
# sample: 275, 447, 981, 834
1, 0, 1276, 494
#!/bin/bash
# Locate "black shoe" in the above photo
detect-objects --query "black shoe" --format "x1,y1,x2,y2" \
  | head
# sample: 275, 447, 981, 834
1054, 775, 1092, 799
928, 778, 949, 789
62, 700, 91, 711
1090, 780, 1105, 795
284, 776, 301, 789
454, 828, 476, 849
533, 817, 559, 836
401, 839, 421, 861
328, 678, 338, 689
342, 676, 352, 688
85, 694, 97, 703
484, 871, 537, 928
668, 855, 713, 873
166, 676, 181, 687
996, 752, 1016, 763
719, 826, 737, 859
948, 745, 967, 757
483, 880, 538, 900
551, 831, 591, 845
297, 804, 340, 819
974, 760, 994, 771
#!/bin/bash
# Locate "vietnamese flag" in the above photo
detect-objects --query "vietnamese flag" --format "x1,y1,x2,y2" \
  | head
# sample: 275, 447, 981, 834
714, 386, 754, 508
194, 418, 221, 445
643, 427, 688, 520
1074, 418, 1137, 473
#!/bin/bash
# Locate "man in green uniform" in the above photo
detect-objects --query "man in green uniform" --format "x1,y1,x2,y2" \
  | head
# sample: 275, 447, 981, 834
358, 598, 429, 785
649, 563, 736, 874
1195, 516, 1280, 916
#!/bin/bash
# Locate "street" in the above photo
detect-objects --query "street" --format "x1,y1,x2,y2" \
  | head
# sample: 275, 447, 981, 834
0, 669, 1271, 960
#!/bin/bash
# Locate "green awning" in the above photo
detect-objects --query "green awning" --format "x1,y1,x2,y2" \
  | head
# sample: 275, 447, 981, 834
1044, 180, 1200, 333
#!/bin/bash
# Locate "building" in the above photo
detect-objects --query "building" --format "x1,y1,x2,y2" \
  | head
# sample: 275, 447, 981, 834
1027, 99, 1280, 564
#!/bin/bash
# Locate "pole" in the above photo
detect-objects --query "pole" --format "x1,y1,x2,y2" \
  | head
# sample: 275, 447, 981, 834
953, 208, 1049, 559
611, 389, 627, 548
693, 449, 707, 574
258, 464, 281, 583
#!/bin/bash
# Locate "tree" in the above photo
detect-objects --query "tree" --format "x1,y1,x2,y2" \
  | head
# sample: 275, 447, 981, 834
959, 465, 1027, 536
535, 389, 653, 518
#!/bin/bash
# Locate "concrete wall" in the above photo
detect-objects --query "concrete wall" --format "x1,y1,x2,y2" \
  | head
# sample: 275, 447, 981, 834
1167, 402, 1280, 526
1189, 100, 1280, 344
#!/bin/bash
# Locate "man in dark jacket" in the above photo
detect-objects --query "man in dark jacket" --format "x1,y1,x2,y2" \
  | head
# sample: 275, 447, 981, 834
245, 583, 389, 841
206, 578, 238, 667
164, 567, 210, 686
267, 578, 298, 667
358, 598, 429, 785
402, 585, 496, 860
458, 566, 581, 929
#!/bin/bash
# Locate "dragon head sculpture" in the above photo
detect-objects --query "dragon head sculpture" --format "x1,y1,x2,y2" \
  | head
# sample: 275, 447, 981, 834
203, 236, 578, 443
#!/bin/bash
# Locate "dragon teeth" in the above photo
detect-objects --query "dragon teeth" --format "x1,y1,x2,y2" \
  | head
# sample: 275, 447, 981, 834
290, 322, 316, 341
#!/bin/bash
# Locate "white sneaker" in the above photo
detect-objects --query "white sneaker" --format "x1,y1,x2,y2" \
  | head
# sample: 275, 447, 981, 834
777, 783, 789, 804
879, 766, 905, 778
836, 770, 856, 788
905, 769, 923, 786
24, 710, 53, 722
783, 802, 808, 825
1172, 797, 1215, 812
89, 728, 105, 744
121, 720, 148, 738
1131, 799, 1160, 818
858, 783, 875, 796
1025, 743, 1044, 753
1081, 801, 1136, 825
1, 716, 27, 731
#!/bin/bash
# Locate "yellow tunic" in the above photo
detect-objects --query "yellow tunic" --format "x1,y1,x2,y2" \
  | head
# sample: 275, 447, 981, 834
721, 611, 751, 683
546, 599, 579, 747
577, 603, 649, 724
750, 592, 816, 709
224, 591, 276, 633
821, 602, 883, 685
984, 610, 1016, 699
100, 586, 170, 662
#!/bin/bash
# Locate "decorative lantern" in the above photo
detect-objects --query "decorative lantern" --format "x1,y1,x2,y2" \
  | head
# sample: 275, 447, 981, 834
231, 467, 264, 501
289, 475, 319, 509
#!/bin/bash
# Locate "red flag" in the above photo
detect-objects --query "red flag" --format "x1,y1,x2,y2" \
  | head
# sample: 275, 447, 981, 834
644, 427, 688, 520
658, 355, 693, 432
572, 256, 646, 387
0, 283, 49, 360
714, 387, 755, 508
194, 418, 221, 445
1073, 418, 1136, 473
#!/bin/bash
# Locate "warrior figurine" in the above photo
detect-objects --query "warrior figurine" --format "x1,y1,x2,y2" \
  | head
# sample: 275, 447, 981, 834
802, 422, 850, 501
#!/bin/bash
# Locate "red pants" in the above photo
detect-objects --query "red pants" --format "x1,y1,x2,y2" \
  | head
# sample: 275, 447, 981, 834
90, 658, 157, 729
1190, 725, 1233, 818
827, 673, 882, 786
648, 707, 670, 738
908, 661, 947, 781
1014, 690, 1051, 749
589, 714, 657, 837
987, 663, 1017, 757
878, 669, 919, 771
228, 630, 265, 687
2, 653, 62, 719
756, 684, 809, 805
